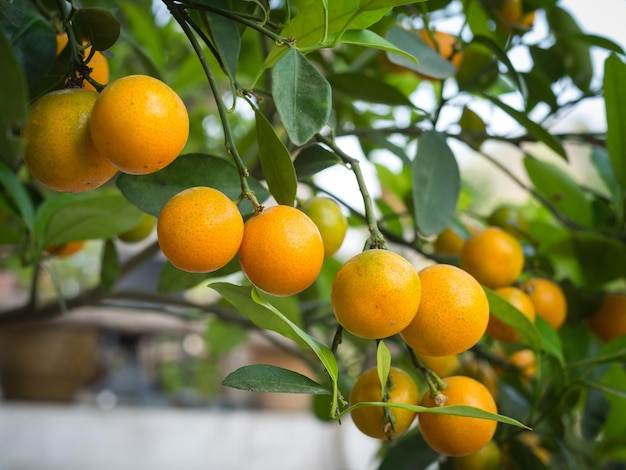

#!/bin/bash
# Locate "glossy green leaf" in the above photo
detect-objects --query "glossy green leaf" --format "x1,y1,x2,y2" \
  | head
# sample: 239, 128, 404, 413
385, 26, 457, 80
412, 131, 460, 236
116, 153, 269, 217
254, 107, 297, 206
337, 29, 417, 64
0, 161, 34, 230
524, 156, 593, 226
535, 316, 564, 364
207, 0, 240, 79
376, 340, 391, 393
272, 48, 332, 145
294, 144, 342, 180
328, 73, 413, 106
484, 94, 567, 159
603, 54, 626, 191
0, 26, 28, 167
251, 288, 338, 381
42, 194, 143, 247
74, 7, 121, 50
485, 287, 542, 351
222, 364, 331, 395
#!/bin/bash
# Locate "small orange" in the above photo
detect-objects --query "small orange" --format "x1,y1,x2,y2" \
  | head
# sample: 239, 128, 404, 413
520, 278, 567, 330
45, 240, 86, 258
157, 187, 244, 273
301, 196, 348, 258
433, 227, 465, 256
508, 349, 536, 384
331, 249, 421, 339
349, 366, 420, 440
90, 75, 189, 175
587, 293, 626, 342
415, 352, 460, 378
419, 29, 463, 70
56, 34, 109, 91
238, 205, 324, 296
459, 226, 524, 289
486, 286, 536, 343
453, 439, 502, 470
401, 264, 489, 356
419, 375, 498, 457
22, 88, 117, 193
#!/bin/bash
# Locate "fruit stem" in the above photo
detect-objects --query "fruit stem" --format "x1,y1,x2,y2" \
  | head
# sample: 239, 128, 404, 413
330, 324, 343, 354
315, 134, 387, 250
166, 2, 262, 211
406, 343, 448, 404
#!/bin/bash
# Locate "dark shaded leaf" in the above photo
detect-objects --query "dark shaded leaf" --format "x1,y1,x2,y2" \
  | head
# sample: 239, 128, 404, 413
294, 144, 342, 180
328, 73, 413, 106
100, 239, 120, 294
272, 48, 332, 145
207, 0, 240, 79
582, 388, 609, 442
412, 131, 460, 236
222, 364, 331, 395
74, 7, 120, 50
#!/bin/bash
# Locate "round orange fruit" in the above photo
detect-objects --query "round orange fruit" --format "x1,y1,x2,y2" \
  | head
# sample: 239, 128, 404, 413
238, 205, 324, 296
520, 278, 567, 330
401, 264, 489, 356
331, 249, 421, 339
90, 75, 189, 175
588, 293, 626, 342
45, 240, 86, 258
349, 366, 420, 440
487, 286, 536, 343
22, 88, 117, 193
419, 375, 498, 457
157, 187, 244, 273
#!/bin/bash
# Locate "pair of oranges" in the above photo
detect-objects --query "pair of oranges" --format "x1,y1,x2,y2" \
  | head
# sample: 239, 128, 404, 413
23, 73, 189, 193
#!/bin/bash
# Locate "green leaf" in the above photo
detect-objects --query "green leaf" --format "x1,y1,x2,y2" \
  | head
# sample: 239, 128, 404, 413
251, 288, 338, 381
207, 0, 240, 79
42, 194, 143, 247
73, 7, 121, 50
222, 364, 331, 395
535, 316, 564, 364
0, 26, 28, 167
376, 340, 391, 393
468, 35, 523, 94
456, 43, 499, 92
524, 156, 594, 227
385, 26, 456, 80
412, 131, 460, 236
337, 29, 418, 64
254, 108, 297, 206
484, 287, 542, 351
272, 48, 332, 145
377, 428, 439, 470
294, 144, 342, 180
483, 94, 567, 159
459, 105, 487, 148
328, 73, 413, 106
100, 239, 120, 294
0, 161, 34, 231
604, 54, 626, 191
116, 153, 269, 217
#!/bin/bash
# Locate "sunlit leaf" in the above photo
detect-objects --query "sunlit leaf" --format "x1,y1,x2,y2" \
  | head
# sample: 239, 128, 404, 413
272, 48, 332, 145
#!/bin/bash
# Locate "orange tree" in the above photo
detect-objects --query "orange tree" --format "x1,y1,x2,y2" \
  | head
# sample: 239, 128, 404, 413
1, 0, 626, 468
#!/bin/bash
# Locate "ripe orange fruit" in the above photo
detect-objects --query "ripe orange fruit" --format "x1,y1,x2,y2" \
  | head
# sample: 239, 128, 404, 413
520, 278, 567, 330
401, 264, 489, 356
56, 34, 109, 91
90, 75, 189, 175
433, 227, 465, 256
349, 366, 420, 440
301, 197, 348, 258
157, 187, 243, 273
22, 88, 117, 193
415, 352, 460, 378
331, 249, 421, 339
118, 212, 156, 243
238, 205, 324, 296
486, 286, 536, 343
453, 439, 502, 470
419, 29, 463, 69
459, 226, 524, 289
419, 375, 498, 457
508, 349, 536, 384
457, 353, 499, 399
45, 240, 86, 258
587, 293, 626, 342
